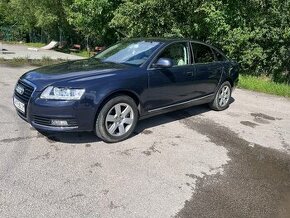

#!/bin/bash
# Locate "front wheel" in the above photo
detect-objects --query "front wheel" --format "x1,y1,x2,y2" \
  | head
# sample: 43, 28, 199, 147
209, 81, 232, 111
95, 95, 138, 143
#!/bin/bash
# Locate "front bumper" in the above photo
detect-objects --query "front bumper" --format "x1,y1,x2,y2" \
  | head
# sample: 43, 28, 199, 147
14, 91, 98, 132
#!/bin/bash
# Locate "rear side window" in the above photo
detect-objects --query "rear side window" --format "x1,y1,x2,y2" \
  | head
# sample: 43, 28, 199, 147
213, 49, 227, 62
191, 43, 215, 64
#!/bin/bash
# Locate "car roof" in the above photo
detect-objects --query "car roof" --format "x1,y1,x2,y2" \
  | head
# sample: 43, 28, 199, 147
128, 37, 223, 48
125, 37, 203, 43
124, 37, 220, 47
121, 37, 227, 57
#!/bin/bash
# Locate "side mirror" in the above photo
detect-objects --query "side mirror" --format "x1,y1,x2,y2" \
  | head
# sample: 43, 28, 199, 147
153, 58, 173, 68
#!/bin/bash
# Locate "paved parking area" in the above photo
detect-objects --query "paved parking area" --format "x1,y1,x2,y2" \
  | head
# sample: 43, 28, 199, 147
0, 65, 290, 218
0, 43, 82, 60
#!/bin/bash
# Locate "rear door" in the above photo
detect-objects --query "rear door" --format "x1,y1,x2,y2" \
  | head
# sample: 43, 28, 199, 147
191, 42, 223, 98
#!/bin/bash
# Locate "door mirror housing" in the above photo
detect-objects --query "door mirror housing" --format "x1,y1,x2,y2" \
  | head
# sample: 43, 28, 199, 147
153, 58, 173, 68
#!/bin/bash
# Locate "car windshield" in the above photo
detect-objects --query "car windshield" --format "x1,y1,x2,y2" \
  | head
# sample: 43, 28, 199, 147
94, 41, 161, 66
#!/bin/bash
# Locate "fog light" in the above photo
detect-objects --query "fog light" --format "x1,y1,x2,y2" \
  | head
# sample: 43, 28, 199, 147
51, 120, 69, 126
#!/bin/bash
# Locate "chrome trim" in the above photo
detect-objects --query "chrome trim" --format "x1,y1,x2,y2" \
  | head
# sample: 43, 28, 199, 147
16, 84, 25, 95
148, 40, 228, 70
148, 94, 214, 113
31, 122, 79, 131
21, 78, 37, 92
14, 79, 37, 118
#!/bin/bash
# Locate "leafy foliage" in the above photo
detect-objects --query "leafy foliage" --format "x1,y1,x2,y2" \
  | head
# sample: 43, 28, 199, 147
111, 0, 290, 83
66, 0, 121, 46
0, 0, 289, 83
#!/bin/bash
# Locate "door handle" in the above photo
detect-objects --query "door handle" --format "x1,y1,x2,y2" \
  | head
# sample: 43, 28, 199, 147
186, 71, 194, 77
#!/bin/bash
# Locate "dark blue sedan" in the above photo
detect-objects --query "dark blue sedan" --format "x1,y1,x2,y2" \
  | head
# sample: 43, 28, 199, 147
13, 38, 239, 142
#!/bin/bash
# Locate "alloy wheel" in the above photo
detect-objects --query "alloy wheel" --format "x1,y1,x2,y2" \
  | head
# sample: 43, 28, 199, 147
218, 85, 231, 107
105, 103, 134, 136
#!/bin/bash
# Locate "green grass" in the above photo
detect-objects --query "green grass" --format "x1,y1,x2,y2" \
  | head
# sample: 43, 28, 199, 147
24, 42, 45, 48
238, 75, 290, 97
54, 47, 91, 58
1, 41, 45, 48
0, 57, 66, 67
70, 50, 91, 58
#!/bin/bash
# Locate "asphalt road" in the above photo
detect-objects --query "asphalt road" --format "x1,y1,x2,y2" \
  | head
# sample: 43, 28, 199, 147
0, 65, 290, 218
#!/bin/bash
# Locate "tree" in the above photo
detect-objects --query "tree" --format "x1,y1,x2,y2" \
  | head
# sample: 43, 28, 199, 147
67, 0, 121, 48
1, 0, 289, 82
2, 0, 73, 42
110, 0, 199, 38
111, 0, 290, 83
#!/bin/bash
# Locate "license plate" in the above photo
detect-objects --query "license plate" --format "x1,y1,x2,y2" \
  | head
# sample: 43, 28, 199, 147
14, 97, 25, 113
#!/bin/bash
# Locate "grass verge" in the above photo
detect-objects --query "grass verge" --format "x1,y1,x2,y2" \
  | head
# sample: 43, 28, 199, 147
0, 57, 66, 67
70, 50, 91, 58
24, 42, 46, 48
1, 41, 45, 48
238, 75, 290, 97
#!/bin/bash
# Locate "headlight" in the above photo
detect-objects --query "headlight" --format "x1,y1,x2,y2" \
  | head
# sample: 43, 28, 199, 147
40, 86, 85, 100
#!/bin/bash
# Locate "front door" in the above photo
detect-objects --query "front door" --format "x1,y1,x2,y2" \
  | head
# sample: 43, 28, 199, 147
145, 42, 195, 111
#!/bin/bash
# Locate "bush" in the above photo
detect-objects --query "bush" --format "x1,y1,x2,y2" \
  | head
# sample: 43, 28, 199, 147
111, 0, 290, 84
1, 0, 289, 83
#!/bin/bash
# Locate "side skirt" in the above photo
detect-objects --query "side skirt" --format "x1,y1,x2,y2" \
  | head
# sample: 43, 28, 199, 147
139, 94, 214, 120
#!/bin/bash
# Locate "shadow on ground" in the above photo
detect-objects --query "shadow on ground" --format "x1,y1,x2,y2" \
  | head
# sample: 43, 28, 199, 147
38, 97, 235, 144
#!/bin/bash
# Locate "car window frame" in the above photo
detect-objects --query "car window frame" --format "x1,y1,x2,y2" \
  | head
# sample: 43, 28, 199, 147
212, 48, 228, 62
148, 41, 192, 70
190, 41, 217, 65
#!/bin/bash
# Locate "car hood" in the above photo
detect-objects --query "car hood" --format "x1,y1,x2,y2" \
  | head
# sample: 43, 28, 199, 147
21, 59, 130, 91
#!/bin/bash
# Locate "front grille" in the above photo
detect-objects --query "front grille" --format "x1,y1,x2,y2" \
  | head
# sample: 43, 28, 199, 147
32, 115, 78, 127
14, 80, 34, 104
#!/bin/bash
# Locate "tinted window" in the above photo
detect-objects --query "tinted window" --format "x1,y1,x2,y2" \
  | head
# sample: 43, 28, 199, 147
191, 43, 215, 63
213, 49, 227, 62
156, 42, 189, 66
94, 41, 161, 66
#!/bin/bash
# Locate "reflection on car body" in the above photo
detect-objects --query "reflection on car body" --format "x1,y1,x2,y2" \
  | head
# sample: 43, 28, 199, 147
13, 38, 239, 142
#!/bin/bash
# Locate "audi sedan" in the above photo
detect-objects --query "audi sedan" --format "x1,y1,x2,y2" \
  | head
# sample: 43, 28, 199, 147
13, 38, 239, 142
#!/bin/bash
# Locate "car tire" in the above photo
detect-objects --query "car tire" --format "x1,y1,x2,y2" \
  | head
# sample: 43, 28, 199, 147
95, 95, 139, 143
209, 81, 232, 111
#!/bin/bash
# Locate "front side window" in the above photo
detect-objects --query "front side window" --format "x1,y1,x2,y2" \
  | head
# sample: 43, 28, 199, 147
191, 43, 215, 64
156, 42, 189, 66
94, 40, 161, 66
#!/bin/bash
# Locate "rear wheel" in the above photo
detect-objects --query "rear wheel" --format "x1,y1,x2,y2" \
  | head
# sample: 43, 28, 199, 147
209, 81, 232, 111
95, 95, 138, 143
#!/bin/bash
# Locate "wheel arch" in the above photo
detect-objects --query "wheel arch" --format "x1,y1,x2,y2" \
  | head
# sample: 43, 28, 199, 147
226, 77, 234, 88
93, 89, 142, 130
